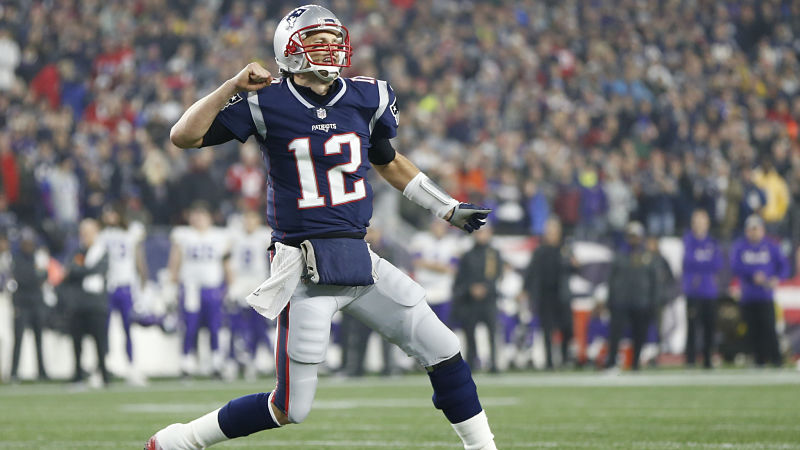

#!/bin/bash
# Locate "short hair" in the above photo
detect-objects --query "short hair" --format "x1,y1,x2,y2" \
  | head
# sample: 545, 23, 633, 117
189, 200, 212, 214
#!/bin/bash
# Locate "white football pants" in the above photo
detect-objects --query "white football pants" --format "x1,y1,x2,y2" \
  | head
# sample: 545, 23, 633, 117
270, 251, 461, 424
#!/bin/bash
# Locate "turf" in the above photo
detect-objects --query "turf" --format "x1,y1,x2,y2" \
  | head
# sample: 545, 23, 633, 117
1, 370, 799, 449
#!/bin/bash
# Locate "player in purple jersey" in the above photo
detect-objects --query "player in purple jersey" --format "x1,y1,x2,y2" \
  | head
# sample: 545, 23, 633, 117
147, 5, 495, 450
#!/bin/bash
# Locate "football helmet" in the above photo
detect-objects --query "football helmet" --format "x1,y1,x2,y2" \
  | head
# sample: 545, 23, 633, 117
274, 5, 351, 82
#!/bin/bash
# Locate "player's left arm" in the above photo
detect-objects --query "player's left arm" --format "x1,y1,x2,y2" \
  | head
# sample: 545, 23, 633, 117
372, 150, 490, 233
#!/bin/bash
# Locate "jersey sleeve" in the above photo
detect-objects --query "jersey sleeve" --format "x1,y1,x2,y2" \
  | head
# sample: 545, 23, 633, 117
215, 93, 257, 143
371, 82, 399, 140
129, 221, 146, 243
169, 227, 186, 247
216, 228, 233, 254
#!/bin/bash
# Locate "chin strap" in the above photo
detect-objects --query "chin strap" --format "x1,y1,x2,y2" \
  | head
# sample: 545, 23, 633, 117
312, 68, 339, 82
290, 58, 341, 82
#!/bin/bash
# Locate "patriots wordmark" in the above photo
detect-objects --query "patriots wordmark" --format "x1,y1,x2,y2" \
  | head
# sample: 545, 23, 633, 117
311, 123, 337, 132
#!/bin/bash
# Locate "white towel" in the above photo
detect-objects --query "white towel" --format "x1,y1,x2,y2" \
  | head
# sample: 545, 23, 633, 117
246, 242, 304, 320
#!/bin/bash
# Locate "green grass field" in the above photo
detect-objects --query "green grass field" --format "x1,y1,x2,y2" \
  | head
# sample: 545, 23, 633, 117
1, 370, 799, 449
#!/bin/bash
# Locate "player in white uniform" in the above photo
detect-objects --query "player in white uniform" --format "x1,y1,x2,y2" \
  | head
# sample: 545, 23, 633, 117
99, 205, 148, 381
411, 219, 461, 325
168, 202, 231, 376
226, 209, 272, 378
147, 5, 495, 450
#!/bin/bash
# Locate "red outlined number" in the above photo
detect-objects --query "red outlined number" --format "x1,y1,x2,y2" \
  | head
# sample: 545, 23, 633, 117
288, 132, 366, 209
350, 76, 376, 84
288, 137, 325, 209
325, 133, 366, 205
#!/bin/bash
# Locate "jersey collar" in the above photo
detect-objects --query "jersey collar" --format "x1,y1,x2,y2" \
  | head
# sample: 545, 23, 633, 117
287, 77, 347, 109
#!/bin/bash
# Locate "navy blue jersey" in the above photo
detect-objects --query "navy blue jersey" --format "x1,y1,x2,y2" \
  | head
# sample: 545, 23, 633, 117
216, 76, 398, 243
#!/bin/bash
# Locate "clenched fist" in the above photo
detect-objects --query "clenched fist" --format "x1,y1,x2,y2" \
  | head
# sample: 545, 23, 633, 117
230, 62, 273, 94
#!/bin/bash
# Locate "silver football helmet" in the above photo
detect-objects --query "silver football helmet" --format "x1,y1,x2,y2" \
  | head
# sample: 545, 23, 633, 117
274, 5, 352, 82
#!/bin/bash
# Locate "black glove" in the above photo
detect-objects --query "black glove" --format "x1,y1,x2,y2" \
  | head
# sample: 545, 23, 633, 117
448, 203, 491, 233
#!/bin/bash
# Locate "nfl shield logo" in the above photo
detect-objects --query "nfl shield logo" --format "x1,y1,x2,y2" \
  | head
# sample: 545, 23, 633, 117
316, 108, 327, 119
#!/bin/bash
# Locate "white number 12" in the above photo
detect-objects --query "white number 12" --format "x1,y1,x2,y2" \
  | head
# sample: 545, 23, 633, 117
288, 132, 366, 209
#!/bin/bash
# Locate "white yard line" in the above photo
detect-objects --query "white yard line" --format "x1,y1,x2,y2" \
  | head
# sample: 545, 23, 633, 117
0, 440, 798, 449
1, 369, 798, 398
119, 396, 519, 413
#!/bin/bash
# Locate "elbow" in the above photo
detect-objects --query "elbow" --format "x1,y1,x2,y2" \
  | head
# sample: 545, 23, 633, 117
170, 124, 198, 149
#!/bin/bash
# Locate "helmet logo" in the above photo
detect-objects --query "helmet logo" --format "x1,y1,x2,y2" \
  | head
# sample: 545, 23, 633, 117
285, 7, 308, 28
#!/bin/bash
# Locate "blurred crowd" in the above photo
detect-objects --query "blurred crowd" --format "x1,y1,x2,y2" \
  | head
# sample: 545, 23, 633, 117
0, 0, 799, 250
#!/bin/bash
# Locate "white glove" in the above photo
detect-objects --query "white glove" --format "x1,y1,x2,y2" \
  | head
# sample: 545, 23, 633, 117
448, 203, 491, 233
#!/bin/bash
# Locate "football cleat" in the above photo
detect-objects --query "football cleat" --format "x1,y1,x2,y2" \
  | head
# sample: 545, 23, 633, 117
144, 435, 160, 450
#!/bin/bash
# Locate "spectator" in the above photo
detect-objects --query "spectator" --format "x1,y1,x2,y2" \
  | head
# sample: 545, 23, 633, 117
604, 221, 658, 371
738, 165, 767, 231
523, 218, 575, 369
174, 149, 222, 221
604, 160, 635, 244
730, 215, 790, 367
0, 27, 21, 91
140, 146, 173, 225
225, 142, 264, 212
46, 156, 80, 229
576, 168, 607, 240
553, 165, 580, 237
641, 154, 677, 236
453, 226, 502, 373
9, 229, 49, 381
753, 157, 791, 234
61, 218, 110, 384
522, 179, 548, 236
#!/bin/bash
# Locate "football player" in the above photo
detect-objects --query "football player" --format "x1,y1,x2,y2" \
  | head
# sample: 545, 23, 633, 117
99, 204, 148, 384
147, 5, 495, 450
168, 201, 231, 377
226, 209, 273, 379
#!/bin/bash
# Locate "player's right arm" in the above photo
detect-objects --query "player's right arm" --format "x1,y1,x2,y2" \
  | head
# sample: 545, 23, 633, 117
170, 63, 272, 148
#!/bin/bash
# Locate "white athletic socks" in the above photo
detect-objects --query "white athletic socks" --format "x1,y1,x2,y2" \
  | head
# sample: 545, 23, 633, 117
189, 408, 228, 447
154, 423, 201, 450
154, 409, 227, 450
451, 410, 496, 450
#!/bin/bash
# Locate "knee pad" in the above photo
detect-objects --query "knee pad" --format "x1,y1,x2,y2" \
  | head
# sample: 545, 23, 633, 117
285, 371, 315, 424
427, 353, 483, 424
281, 360, 320, 424
286, 401, 311, 424
286, 301, 332, 364
402, 302, 461, 367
